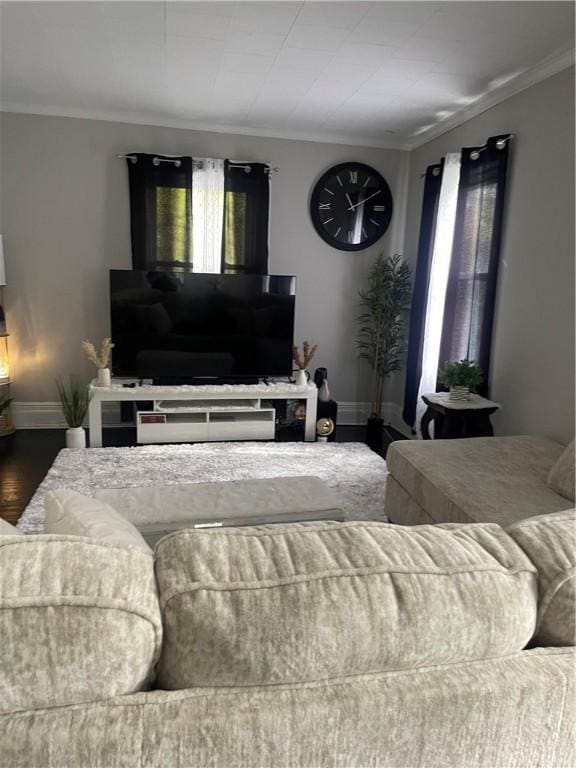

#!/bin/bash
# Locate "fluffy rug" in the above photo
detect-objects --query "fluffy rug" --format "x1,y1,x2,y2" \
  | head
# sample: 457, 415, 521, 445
19, 441, 388, 533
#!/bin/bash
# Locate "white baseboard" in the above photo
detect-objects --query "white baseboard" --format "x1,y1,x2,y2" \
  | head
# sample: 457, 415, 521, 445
11, 402, 122, 429
338, 401, 410, 436
11, 399, 411, 436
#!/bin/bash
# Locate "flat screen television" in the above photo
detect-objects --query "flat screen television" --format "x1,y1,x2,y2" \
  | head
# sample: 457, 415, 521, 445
110, 270, 296, 382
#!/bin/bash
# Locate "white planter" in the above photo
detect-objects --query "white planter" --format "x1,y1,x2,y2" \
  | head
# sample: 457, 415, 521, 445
66, 427, 86, 449
449, 386, 470, 401
295, 369, 308, 386
96, 368, 111, 387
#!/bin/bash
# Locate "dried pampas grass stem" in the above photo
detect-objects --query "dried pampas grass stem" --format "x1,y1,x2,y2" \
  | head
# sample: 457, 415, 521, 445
82, 338, 113, 369
292, 340, 318, 370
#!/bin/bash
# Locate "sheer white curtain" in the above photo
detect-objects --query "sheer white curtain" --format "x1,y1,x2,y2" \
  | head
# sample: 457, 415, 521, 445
192, 158, 225, 273
416, 153, 461, 432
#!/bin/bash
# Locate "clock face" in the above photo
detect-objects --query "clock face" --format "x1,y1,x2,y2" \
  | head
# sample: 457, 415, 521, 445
310, 162, 393, 251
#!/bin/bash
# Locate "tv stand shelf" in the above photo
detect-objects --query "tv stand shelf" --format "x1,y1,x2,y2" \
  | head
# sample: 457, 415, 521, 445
88, 380, 318, 447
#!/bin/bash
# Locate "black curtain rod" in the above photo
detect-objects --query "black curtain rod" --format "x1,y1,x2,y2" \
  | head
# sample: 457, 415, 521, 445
420, 134, 514, 177
118, 155, 279, 172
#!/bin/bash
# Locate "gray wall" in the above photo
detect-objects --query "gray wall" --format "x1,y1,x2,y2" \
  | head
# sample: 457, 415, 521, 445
403, 67, 575, 444
1, 66, 574, 441
0, 113, 408, 406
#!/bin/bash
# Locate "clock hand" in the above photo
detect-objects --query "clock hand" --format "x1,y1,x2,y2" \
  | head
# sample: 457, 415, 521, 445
347, 189, 381, 211
345, 192, 355, 210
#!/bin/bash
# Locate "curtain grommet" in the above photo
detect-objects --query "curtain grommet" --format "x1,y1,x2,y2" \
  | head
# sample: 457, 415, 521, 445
495, 138, 507, 150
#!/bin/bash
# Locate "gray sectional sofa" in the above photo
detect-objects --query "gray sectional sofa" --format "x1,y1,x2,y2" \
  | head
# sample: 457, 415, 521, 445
0, 507, 574, 767
386, 435, 575, 527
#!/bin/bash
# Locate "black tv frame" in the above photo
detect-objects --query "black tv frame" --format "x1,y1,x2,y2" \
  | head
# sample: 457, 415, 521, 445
109, 269, 296, 385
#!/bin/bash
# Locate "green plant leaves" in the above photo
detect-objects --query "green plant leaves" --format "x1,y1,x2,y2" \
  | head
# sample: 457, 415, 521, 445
356, 253, 412, 418
437, 359, 483, 392
56, 376, 90, 428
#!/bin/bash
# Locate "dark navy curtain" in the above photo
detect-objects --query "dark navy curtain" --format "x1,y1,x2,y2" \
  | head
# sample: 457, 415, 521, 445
127, 153, 193, 270
402, 161, 444, 430
221, 161, 270, 275
439, 135, 511, 395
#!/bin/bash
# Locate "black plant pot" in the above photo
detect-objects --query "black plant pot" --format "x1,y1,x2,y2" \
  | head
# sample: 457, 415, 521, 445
366, 417, 384, 451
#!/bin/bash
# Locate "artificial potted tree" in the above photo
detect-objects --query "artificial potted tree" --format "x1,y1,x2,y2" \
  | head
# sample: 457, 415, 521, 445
57, 376, 90, 448
438, 359, 483, 401
356, 253, 411, 450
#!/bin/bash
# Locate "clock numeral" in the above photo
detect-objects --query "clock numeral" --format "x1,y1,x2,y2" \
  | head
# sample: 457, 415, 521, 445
334, 226, 342, 237
363, 176, 371, 188
323, 218, 334, 225
323, 187, 335, 196
336, 175, 343, 187
349, 171, 358, 184
347, 230, 354, 243
369, 218, 379, 226
373, 205, 385, 211
362, 227, 367, 238
319, 202, 331, 210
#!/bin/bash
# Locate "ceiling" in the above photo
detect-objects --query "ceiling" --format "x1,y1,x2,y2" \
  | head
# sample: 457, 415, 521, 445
0, 1, 574, 149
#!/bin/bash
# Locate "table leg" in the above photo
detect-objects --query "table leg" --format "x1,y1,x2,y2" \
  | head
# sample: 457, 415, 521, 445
468, 413, 494, 437
88, 397, 103, 448
420, 407, 434, 440
304, 393, 317, 442
442, 412, 464, 439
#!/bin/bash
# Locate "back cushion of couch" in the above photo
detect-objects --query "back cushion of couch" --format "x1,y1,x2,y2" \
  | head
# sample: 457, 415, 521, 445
0, 535, 162, 713
155, 521, 537, 688
507, 509, 575, 646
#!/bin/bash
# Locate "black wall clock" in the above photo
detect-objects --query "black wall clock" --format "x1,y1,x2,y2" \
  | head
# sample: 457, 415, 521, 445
310, 162, 393, 251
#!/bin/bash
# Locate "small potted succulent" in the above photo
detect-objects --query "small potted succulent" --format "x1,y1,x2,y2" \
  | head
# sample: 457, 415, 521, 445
82, 337, 113, 387
292, 341, 318, 386
56, 376, 90, 448
438, 359, 483, 401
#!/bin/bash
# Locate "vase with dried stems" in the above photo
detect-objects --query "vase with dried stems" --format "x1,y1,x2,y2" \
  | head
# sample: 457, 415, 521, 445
356, 254, 411, 451
56, 376, 90, 449
82, 338, 113, 387
292, 341, 318, 386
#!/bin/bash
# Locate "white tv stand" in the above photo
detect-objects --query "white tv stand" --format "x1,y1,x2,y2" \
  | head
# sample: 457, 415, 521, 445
87, 380, 318, 447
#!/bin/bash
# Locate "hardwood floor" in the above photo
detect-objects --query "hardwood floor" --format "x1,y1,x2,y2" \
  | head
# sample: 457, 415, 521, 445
0, 426, 405, 525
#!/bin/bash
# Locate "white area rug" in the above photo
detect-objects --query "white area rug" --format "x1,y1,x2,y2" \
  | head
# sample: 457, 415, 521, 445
19, 442, 388, 533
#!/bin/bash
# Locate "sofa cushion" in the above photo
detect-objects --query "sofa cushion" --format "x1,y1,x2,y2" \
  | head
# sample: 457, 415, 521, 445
0, 535, 162, 713
0, 518, 22, 535
155, 521, 537, 688
547, 440, 575, 502
45, 489, 151, 551
387, 436, 568, 526
507, 509, 575, 646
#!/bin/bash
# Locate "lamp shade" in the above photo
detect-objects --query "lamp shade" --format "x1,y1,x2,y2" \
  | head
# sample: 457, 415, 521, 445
0, 236, 5, 286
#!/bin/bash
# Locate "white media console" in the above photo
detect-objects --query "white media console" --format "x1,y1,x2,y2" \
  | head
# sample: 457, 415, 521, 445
88, 380, 318, 447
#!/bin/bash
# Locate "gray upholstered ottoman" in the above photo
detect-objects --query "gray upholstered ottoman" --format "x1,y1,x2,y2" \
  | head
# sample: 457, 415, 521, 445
96, 476, 346, 546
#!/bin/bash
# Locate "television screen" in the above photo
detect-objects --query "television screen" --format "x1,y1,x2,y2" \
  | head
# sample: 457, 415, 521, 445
110, 270, 296, 382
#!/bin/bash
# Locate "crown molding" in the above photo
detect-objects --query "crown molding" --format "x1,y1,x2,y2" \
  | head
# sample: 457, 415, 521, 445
0, 101, 408, 151
406, 47, 575, 150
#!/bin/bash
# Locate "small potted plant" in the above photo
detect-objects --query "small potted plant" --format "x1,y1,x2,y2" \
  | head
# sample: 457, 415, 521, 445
82, 338, 113, 387
292, 341, 318, 386
438, 359, 483, 401
0, 391, 14, 437
57, 376, 90, 448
